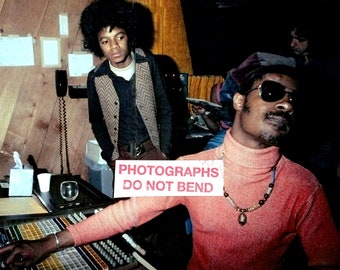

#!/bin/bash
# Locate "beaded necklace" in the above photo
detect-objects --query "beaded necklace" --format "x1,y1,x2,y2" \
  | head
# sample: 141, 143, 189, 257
223, 155, 281, 226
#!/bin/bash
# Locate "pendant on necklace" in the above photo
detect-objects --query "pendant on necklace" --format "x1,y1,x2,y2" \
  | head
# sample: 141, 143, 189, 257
238, 212, 247, 226
222, 155, 281, 226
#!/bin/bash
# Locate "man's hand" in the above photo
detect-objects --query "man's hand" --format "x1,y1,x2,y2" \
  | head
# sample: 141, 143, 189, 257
192, 105, 205, 115
0, 237, 53, 269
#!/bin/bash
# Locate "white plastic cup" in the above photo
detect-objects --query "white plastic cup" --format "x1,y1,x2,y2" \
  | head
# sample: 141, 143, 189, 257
37, 173, 52, 192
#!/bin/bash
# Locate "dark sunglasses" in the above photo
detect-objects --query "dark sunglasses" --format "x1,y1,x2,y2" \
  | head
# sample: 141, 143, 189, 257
249, 80, 296, 103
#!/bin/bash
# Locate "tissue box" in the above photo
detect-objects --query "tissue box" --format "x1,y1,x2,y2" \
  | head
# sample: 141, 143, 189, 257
9, 167, 34, 196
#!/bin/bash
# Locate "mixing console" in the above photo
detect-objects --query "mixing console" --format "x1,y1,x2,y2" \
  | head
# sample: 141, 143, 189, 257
0, 210, 143, 270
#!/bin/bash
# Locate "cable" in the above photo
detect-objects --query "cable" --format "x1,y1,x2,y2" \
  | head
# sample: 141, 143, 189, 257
132, 252, 157, 270
58, 96, 71, 175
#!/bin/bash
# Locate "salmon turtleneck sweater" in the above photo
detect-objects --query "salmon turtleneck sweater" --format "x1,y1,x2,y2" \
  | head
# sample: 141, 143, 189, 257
68, 129, 340, 269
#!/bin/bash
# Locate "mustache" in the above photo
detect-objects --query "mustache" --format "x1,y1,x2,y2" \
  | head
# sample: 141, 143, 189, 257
266, 111, 295, 125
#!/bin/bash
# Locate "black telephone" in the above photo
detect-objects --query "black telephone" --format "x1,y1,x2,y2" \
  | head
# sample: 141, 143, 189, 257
54, 69, 71, 175
55, 70, 68, 97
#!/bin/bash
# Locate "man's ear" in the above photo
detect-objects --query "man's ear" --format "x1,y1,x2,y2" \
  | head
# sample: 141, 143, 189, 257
233, 93, 244, 111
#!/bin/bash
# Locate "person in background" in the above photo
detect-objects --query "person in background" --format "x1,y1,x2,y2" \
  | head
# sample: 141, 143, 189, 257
79, 0, 172, 196
288, 18, 340, 77
282, 20, 340, 211
1, 54, 339, 270
289, 23, 312, 66
192, 81, 231, 150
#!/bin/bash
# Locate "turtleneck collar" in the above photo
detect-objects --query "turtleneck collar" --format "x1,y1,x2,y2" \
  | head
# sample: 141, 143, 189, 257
215, 129, 282, 178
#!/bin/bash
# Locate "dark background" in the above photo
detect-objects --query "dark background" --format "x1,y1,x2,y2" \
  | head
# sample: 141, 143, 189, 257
180, 0, 340, 75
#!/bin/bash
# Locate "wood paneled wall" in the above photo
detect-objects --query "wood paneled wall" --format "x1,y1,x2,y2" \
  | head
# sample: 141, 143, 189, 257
0, 0, 223, 181
0, 0, 93, 180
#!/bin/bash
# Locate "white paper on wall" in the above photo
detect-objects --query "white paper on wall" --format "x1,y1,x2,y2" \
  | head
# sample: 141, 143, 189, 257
0, 36, 35, 66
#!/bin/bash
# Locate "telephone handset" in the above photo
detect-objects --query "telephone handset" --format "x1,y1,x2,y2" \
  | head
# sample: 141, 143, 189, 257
55, 69, 71, 175
55, 70, 68, 97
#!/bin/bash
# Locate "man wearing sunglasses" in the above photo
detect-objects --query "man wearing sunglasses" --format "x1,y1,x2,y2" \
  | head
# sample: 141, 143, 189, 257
192, 52, 297, 151
1, 58, 339, 269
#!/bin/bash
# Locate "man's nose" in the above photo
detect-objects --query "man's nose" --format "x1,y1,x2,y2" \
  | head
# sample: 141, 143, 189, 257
291, 38, 298, 47
275, 98, 294, 115
110, 40, 119, 49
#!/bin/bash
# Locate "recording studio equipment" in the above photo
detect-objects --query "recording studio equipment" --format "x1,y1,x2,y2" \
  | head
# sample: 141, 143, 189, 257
0, 210, 140, 270
0, 175, 160, 270
0, 172, 191, 270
